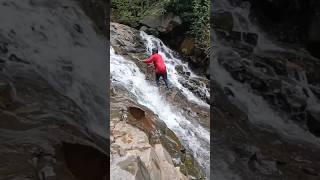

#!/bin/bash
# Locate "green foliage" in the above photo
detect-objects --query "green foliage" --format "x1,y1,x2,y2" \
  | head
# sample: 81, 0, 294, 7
112, 0, 170, 25
165, 0, 194, 21
190, 0, 210, 56
165, 0, 210, 56
112, 0, 210, 56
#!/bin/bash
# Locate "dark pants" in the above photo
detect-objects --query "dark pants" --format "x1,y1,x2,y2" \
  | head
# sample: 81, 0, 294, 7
155, 72, 169, 88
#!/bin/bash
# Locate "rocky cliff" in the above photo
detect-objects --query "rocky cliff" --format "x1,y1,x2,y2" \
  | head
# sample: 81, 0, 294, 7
110, 22, 210, 179
212, 0, 320, 179
0, 0, 108, 179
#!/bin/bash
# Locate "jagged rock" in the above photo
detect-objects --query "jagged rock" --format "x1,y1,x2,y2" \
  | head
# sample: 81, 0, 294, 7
175, 65, 184, 75
111, 108, 188, 180
111, 23, 146, 55
110, 83, 205, 179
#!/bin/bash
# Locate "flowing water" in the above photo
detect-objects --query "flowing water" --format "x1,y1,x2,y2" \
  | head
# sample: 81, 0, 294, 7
110, 31, 210, 178
213, 0, 320, 144
140, 31, 210, 108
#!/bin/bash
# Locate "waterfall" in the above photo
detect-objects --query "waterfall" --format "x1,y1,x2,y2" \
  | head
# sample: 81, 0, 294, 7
110, 33, 210, 178
212, 0, 320, 145
140, 31, 210, 108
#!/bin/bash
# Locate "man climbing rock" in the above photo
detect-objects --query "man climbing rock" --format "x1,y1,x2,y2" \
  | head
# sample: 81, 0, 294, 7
141, 48, 170, 89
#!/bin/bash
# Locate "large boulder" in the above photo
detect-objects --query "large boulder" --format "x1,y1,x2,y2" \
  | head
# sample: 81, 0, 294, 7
140, 12, 182, 34
110, 105, 189, 180
111, 22, 146, 55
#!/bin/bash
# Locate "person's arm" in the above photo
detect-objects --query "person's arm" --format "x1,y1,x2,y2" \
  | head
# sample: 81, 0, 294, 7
144, 55, 154, 64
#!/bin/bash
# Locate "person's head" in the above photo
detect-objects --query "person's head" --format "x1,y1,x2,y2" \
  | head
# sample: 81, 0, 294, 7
152, 48, 158, 54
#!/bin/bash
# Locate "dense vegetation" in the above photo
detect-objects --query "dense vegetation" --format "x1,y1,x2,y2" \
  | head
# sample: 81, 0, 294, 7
166, 0, 210, 56
111, 0, 169, 26
112, 0, 210, 57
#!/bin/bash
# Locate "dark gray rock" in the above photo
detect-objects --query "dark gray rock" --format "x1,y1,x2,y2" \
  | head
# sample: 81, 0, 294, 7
307, 107, 320, 136
212, 11, 234, 32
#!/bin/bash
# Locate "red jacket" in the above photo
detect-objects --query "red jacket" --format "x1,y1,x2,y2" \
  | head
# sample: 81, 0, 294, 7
144, 53, 167, 74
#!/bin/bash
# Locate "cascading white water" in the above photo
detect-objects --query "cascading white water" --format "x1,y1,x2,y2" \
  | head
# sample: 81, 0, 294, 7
213, 0, 320, 145
110, 43, 210, 178
0, 0, 108, 138
212, 54, 320, 145
140, 31, 210, 108
214, 0, 286, 52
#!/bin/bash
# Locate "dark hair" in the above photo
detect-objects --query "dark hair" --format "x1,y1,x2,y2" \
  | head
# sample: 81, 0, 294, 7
152, 48, 158, 54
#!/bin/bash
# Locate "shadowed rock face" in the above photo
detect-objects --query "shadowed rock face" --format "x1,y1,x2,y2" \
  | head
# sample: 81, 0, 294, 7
61, 143, 108, 180
247, 0, 320, 58
129, 107, 146, 120
75, 0, 109, 35
212, 0, 320, 179
0, 0, 108, 179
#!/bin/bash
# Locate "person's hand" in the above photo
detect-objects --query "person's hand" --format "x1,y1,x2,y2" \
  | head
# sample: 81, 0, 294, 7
133, 57, 144, 62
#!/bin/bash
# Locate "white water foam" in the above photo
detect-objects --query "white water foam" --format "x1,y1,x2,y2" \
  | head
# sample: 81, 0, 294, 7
111, 46, 210, 178
0, 0, 108, 138
212, 54, 320, 146
140, 31, 210, 108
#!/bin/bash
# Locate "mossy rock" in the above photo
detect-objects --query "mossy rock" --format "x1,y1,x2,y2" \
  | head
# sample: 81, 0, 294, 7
155, 121, 205, 179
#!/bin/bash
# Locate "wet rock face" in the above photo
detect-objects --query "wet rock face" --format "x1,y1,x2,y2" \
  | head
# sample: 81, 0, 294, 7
216, 41, 320, 138
175, 65, 210, 104
247, 0, 320, 57
214, 0, 320, 57
214, 0, 320, 137
217, 49, 315, 116
212, 0, 320, 179
0, 0, 108, 179
110, 88, 204, 179
211, 79, 320, 179
246, 0, 309, 43
111, 22, 210, 104
0, 67, 108, 180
